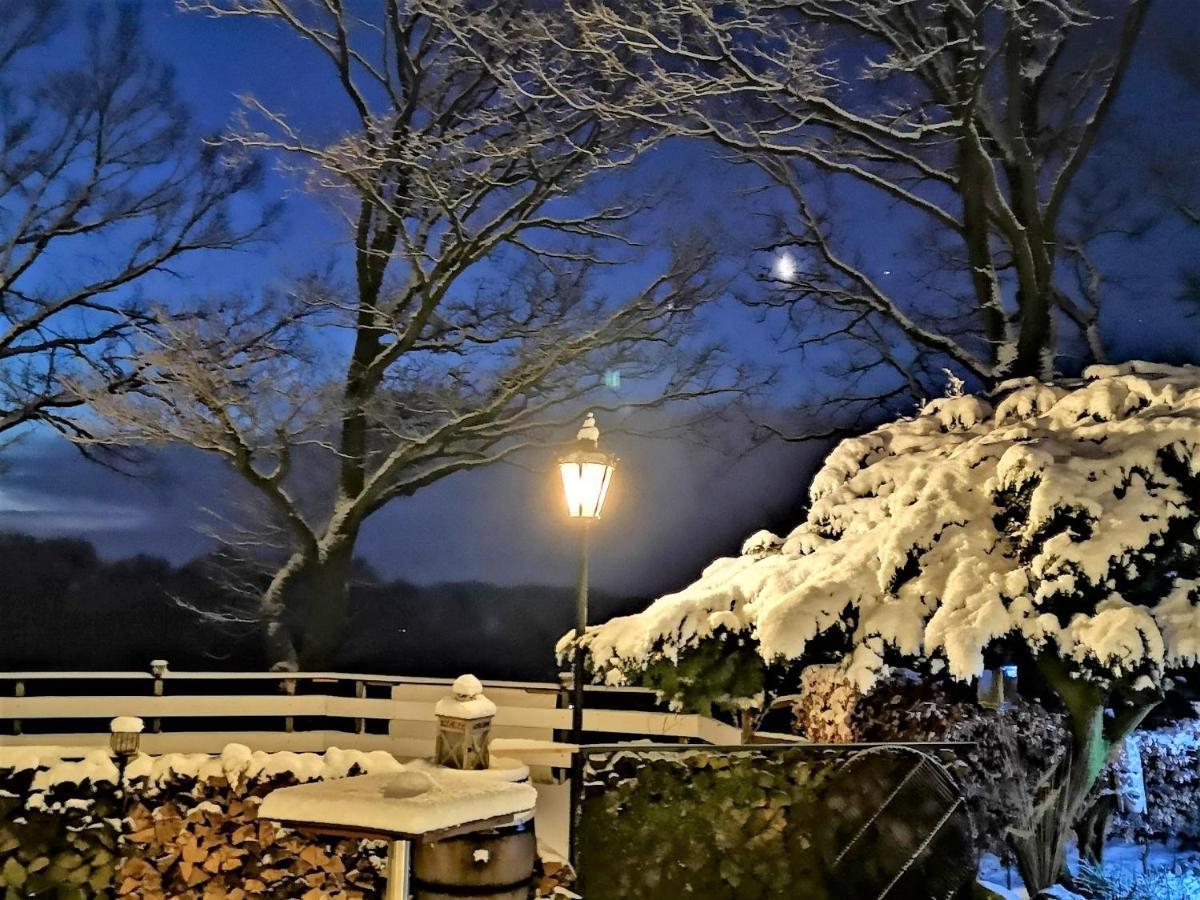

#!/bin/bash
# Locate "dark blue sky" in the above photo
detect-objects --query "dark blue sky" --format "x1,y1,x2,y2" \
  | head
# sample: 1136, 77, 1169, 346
3, 0, 1199, 599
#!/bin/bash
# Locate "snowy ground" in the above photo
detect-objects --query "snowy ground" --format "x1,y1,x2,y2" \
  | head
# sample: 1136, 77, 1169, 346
979, 845, 1200, 898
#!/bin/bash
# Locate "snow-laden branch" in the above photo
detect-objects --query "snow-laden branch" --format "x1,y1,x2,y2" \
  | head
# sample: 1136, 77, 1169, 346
576, 362, 1200, 697
85, 0, 748, 669
534, 0, 1153, 407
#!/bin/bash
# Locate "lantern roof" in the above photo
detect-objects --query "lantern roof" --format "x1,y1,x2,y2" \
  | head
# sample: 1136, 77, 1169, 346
435, 674, 496, 720
577, 412, 600, 444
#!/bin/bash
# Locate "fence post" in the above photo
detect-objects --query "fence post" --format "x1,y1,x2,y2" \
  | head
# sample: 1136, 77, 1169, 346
282, 678, 296, 733
12, 680, 23, 736
355, 680, 366, 735
149, 660, 168, 733
556, 673, 572, 743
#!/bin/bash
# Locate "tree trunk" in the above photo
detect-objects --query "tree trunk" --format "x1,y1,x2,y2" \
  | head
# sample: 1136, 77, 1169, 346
1075, 791, 1118, 868
1007, 690, 1105, 894
1012, 285, 1054, 380
259, 538, 358, 671
295, 540, 356, 671
260, 554, 306, 671
1020, 656, 1157, 892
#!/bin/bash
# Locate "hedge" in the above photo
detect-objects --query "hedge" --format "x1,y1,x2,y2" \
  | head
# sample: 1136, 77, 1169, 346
576, 745, 976, 900
1110, 722, 1200, 847
794, 673, 1200, 854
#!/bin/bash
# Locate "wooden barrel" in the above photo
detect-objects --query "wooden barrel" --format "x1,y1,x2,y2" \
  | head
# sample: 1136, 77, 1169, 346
413, 888, 527, 900
412, 820, 536, 897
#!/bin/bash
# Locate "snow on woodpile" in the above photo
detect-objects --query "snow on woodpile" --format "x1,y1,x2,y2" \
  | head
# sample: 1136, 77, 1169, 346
125, 743, 403, 791
571, 363, 1200, 693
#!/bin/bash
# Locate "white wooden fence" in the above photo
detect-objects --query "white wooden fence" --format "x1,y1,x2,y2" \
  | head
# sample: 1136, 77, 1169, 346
0, 668, 747, 760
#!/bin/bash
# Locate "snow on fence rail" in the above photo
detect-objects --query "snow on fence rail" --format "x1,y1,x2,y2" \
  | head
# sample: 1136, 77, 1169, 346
0, 669, 747, 757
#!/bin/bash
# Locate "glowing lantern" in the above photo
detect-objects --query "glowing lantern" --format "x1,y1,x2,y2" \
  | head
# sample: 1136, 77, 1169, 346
558, 413, 616, 519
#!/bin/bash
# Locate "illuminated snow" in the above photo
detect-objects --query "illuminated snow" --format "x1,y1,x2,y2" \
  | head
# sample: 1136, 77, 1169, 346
570, 363, 1200, 692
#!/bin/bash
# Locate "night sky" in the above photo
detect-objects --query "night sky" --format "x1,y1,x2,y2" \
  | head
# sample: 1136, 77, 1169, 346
2, 0, 1199, 603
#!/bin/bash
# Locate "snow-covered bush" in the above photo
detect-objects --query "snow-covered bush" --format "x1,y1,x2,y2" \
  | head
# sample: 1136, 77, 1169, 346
569, 363, 1200, 891
791, 664, 864, 743
1110, 720, 1200, 847
0, 746, 401, 899
802, 675, 1071, 859
0, 751, 121, 897
1075, 861, 1200, 899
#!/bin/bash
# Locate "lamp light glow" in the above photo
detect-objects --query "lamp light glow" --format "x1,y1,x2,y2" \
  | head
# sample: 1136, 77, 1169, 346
558, 413, 616, 519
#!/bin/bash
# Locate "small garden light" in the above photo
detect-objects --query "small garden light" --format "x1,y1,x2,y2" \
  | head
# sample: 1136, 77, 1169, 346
109, 716, 144, 758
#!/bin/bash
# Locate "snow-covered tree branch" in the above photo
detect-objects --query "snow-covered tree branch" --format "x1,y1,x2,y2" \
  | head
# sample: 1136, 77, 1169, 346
550, 0, 1154, 433
79, 0, 741, 669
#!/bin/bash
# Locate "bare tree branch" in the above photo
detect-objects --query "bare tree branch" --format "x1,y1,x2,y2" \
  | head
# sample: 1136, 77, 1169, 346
0, 2, 267, 441
83, 0, 745, 668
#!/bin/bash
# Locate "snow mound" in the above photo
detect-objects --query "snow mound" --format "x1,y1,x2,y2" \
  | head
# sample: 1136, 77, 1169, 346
573, 363, 1200, 692
123, 743, 403, 789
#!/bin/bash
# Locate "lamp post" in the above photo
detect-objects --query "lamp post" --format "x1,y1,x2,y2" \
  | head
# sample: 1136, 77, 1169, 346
559, 413, 615, 866
558, 413, 616, 745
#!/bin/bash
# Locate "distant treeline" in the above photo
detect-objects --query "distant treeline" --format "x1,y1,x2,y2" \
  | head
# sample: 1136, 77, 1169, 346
0, 532, 622, 680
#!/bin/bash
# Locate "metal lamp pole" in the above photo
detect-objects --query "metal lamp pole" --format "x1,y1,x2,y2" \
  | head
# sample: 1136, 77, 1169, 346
572, 522, 591, 746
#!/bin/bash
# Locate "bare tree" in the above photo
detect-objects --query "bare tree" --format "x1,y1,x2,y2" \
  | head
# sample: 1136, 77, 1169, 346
1136, 18, 1200, 340
83, 0, 736, 669
549, 0, 1154, 431
0, 1, 264, 441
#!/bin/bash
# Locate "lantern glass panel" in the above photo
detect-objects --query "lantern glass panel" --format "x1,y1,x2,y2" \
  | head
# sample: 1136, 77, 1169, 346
559, 459, 614, 519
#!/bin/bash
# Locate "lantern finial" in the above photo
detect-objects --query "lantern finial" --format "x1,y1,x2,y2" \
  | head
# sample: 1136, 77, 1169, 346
577, 412, 599, 445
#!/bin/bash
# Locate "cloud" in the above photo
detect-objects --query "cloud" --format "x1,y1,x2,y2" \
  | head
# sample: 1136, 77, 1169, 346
0, 485, 150, 533
0, 420, 827, 607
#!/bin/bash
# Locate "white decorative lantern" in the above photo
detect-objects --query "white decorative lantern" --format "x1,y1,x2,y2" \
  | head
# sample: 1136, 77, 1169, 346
558, 413, 617, 519
434, 675, 496, 771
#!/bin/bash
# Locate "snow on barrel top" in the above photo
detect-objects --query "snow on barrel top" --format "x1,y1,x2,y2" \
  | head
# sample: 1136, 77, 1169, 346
571, 362, 1200, 694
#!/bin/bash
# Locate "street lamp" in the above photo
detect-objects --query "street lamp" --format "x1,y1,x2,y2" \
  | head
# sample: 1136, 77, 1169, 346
558, 412, 617, 745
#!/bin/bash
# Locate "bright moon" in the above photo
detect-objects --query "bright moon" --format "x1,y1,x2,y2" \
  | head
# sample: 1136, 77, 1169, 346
773, 251, 796, 282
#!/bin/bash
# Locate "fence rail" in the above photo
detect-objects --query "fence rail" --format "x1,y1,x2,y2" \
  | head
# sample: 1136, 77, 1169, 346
0, 668, 756, 758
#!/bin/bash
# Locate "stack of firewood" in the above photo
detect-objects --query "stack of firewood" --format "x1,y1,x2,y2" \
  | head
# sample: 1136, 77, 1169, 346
115, 777, 384, 899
